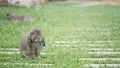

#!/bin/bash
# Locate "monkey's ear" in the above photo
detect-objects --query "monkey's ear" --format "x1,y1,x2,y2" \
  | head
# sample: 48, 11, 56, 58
30, 31, 35, 35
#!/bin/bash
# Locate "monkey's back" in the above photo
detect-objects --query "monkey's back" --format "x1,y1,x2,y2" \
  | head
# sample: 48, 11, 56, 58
19, 33, 31, 57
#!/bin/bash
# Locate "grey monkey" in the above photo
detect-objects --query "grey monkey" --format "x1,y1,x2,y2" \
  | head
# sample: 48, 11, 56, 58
19, 29, 45, 59
6, 12, 35, 22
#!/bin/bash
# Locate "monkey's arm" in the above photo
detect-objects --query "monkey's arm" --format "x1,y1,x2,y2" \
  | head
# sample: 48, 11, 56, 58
43, 40, 45, 46
27, 36, 34, 52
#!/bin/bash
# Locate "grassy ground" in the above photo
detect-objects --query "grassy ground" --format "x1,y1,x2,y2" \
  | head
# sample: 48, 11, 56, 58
0, 2, 120, 68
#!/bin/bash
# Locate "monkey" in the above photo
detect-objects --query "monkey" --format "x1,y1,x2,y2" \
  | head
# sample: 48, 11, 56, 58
6, 12, 35, 22
19, 29, 45, 59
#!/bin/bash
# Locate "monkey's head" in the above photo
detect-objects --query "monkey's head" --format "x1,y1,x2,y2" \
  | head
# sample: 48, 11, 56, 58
28, 29, 45, 46
6, 12, 14, 20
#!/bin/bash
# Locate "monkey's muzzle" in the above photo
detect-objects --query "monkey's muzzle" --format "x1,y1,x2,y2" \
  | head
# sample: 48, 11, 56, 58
34, 37, 42, 43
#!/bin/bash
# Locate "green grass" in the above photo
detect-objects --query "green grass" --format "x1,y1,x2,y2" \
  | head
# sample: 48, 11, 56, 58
0, 2, 120, 68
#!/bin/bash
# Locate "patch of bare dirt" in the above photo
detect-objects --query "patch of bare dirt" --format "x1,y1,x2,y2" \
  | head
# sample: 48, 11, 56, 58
51, 0, 120, 6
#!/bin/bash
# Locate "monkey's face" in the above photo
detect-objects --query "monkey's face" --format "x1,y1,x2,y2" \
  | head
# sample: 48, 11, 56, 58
6, 13, 14, 20
28, 29, 45, 46
30, 29, 43, 42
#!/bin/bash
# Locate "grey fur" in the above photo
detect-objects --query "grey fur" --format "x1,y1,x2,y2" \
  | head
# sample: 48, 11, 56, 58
19, 29, 45, 59
6, 12, 35, 22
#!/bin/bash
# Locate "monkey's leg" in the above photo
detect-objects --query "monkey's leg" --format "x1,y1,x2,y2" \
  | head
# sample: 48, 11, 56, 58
35, 48, 40, 58
20, 50, 30, 59
30, 53, 36, 59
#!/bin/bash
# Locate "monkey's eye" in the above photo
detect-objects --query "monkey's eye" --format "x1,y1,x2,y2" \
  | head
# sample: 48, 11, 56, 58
37, 33, 39, 35
31, 33, 35, 35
